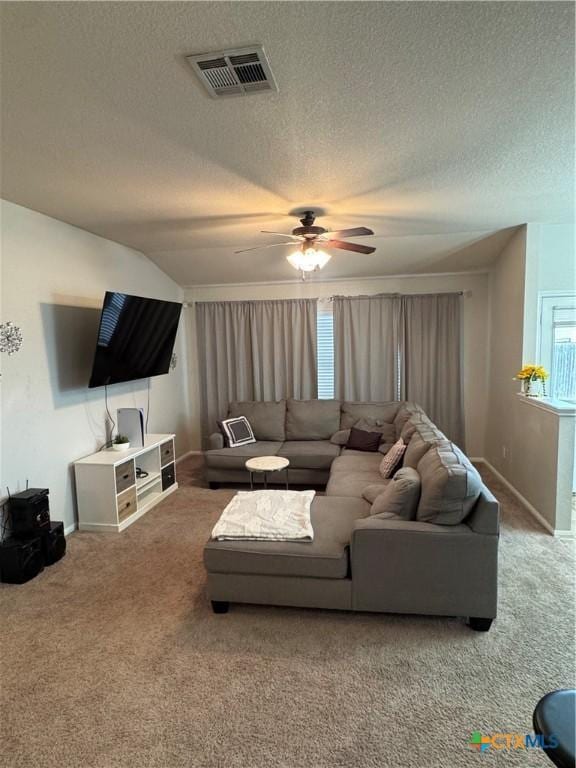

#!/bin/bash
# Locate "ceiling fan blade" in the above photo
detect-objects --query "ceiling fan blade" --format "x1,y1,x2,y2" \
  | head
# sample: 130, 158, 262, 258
320, 226, 374, 238
324, 240, 376, 255
234, 242, 296, 254
260, 231, 302, 239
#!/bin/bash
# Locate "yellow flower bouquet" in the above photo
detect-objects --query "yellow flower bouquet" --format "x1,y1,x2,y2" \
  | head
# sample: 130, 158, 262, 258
514, 364, 549, 397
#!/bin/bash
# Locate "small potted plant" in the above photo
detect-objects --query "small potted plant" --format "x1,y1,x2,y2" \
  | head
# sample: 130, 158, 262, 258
514, 364, 549, 397
112, 434, 131, 451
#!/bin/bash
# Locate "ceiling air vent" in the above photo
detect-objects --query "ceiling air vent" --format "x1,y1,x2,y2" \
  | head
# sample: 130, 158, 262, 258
186, 46, 278, 98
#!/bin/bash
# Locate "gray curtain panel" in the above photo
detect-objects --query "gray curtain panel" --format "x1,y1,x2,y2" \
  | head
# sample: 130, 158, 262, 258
333, 295, 400, 401
333, 292, 464, 447
398, 293, 464, 446
196, 299, 317, 444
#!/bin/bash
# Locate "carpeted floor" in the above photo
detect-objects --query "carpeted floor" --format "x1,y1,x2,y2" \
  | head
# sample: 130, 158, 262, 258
1, 457, 574, 768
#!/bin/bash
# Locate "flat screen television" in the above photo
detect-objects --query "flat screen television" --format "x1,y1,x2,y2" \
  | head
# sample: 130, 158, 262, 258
88, 292, 183, 388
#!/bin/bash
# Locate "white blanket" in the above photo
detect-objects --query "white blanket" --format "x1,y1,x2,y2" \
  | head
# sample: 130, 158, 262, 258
211, 490, 315, 542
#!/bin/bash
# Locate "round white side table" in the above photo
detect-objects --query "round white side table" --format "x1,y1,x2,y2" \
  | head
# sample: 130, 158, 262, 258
245, 456, 290, 490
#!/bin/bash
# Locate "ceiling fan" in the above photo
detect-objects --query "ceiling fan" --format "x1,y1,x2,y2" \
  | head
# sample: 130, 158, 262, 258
234, 211, 376, 277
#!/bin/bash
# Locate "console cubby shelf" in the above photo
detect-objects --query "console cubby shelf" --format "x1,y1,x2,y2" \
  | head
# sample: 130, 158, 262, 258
74, 434, 178, 532
136, 471, 161, 492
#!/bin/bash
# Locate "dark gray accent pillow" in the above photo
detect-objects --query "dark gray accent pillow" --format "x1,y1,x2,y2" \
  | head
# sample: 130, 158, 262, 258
286, 399, 341, 440
229, 400, 286, 441
346, 427, 381, 452
371, 467, 421, 520
354, 418, 396, 443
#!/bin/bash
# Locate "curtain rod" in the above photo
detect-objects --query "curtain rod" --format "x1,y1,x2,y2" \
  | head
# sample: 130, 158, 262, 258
192, 297, 318, 306
189, 291, 467, 307
328, 291, 465, 300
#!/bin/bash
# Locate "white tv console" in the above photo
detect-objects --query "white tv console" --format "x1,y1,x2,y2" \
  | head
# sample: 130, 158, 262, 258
74, 434, 178, 532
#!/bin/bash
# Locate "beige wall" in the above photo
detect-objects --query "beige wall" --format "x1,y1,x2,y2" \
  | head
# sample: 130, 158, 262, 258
485, 225, 574, 532
485, 227, 528, 470
1, 201, 193, 532
184, 272, 491, 456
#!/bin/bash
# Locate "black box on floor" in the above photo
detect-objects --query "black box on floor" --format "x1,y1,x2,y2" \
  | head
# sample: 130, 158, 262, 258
37, 521, 66, 566
0, 536, 44, 584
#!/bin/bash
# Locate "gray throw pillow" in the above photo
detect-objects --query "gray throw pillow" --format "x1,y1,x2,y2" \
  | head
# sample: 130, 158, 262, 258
330, 429, 350, 446
393, 406, 413, 434
340, 402, 400, 430
403, 433, 433, 469
416, 443, 483, 525
361, 483, 390, 504
400, 419, 419, 442
371, 467, 421, 520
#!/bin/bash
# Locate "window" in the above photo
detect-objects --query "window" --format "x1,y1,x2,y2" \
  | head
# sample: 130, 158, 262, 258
538, 293, 576, 400
317, 300, 334, 399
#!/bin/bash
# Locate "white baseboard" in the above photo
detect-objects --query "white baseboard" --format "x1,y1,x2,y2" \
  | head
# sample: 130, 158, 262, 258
554, 529, 575, 540
474, 458, 556, 536
64, 523, 77, 536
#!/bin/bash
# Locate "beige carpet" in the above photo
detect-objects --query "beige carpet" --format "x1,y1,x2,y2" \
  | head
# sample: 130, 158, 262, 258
1, 458, 574, 768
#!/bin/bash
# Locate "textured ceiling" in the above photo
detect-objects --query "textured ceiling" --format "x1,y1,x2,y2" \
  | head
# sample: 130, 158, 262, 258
0, 1, 573, 285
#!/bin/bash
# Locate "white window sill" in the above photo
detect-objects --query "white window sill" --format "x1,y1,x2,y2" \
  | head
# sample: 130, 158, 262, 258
516, 393, 576, 416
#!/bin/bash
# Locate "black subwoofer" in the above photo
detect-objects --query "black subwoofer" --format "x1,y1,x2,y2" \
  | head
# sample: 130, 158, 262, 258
38, 521, 66, 566
0, 536, 44, 584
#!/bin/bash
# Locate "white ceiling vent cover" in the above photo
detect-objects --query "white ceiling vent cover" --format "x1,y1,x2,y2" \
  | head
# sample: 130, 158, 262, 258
186, 46, 278, 98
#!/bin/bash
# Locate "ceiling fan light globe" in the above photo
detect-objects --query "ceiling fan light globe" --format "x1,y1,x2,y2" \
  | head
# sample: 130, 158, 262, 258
287, 252, 316, 271
287, 247, 331, 273
314, 249, 332, 269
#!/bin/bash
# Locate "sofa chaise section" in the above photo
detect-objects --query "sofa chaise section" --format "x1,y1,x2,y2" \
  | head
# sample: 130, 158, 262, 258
204, 497, 369, 611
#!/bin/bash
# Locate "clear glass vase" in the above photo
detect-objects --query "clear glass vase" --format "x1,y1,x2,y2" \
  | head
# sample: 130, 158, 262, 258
525, 378, 543, 397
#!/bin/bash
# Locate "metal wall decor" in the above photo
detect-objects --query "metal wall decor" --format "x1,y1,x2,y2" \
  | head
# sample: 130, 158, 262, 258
0, 321, 23, 356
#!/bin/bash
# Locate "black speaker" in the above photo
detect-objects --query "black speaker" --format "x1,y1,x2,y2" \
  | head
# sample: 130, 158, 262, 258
9, 488, 50, 536
38, 522, 66, 566
0, 536, 44, 584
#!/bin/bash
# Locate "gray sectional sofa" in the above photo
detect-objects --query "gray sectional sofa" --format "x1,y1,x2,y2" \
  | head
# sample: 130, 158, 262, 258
204, 399, 500, 630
